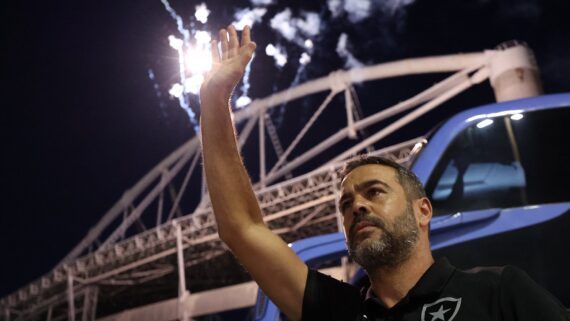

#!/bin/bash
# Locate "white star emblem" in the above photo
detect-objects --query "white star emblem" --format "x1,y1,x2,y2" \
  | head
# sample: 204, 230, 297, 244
421, 297, 461, 321
429, 305, 450, 321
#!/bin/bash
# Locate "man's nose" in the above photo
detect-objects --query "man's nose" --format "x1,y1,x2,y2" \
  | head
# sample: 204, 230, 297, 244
353, 199, 370, 218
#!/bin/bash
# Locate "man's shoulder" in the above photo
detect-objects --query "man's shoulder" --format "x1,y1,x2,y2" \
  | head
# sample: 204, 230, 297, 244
450, 264, 537, 293
309, 268, 361, 293
460, 265, 505, 277
441, 262, 569, 319
456, 264, 526, 281
445, 263, 508, 291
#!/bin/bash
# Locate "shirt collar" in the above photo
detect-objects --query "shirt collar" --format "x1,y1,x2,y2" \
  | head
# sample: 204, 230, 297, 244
362, 257, 456, 308
408, 257, 455, 298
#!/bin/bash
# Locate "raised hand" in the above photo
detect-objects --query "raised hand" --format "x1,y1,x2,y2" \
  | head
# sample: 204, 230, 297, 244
200, 25, 256, 104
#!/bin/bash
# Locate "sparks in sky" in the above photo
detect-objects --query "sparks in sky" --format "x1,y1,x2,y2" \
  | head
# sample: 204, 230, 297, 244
169, 28, 213, 97
162, 1, 265, 118
160, 1, 325, 117
156, 0, 415, 129
161, 0, 198, 131
299, 52, 311, 65
234, 7, 267, 31
167, 33, 212, 97
266, 43, 288, 67
337, 33, 364, 68
194, 3, 211, 24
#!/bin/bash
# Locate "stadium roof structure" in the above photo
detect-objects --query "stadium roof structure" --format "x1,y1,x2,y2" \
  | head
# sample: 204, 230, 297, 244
0, 43, 540, 321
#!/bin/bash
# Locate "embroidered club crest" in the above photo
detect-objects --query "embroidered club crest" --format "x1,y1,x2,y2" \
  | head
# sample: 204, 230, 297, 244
421, 297, 462, 321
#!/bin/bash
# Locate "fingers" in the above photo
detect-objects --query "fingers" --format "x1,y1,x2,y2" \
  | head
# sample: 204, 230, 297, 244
217, 25, 256, 62
241, 25, 251, 47
219, 29, 229, 60
239, 41, 256, 65
227, 25, 239, 58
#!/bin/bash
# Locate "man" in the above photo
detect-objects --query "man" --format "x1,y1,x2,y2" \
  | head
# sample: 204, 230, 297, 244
199, 25, 568, 321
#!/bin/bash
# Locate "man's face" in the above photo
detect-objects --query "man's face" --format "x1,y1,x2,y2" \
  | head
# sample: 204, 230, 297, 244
339, 164, 420, 270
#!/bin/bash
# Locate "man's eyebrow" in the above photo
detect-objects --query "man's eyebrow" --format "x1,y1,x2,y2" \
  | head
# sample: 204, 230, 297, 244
355, 179, 391, 191
338, 192, 352, 207
338, 179, 391, 207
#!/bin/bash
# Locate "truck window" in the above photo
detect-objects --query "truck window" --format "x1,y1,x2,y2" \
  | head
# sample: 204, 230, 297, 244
425, 107, 570, 216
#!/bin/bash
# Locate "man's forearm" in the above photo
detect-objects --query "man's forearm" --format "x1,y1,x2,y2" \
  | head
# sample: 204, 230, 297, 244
200, 94, 264, 243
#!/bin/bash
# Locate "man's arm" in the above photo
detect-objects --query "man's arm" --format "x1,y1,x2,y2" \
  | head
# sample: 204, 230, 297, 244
199, 25, 308, 321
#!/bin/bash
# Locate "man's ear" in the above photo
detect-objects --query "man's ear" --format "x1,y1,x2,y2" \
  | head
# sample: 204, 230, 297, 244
416, 197, 433, 228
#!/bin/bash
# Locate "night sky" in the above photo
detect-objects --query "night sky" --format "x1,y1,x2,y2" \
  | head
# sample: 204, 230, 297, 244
2, 0, 569, 298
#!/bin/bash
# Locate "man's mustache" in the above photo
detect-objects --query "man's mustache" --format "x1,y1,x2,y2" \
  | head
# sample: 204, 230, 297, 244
348, 214, 388, 241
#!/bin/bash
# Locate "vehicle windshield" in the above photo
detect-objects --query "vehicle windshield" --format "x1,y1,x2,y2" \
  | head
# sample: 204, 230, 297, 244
425, 107, 570, 216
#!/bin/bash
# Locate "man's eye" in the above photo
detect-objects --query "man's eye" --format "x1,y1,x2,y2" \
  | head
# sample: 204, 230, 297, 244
340, 201, 350, 212
368, 188, 383, 197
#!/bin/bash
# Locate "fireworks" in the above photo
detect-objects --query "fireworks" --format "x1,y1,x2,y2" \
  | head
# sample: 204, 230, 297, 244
156, 0, 416, 130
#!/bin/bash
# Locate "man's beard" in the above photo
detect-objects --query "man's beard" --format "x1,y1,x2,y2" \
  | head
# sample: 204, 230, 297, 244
347, 202, 419, 270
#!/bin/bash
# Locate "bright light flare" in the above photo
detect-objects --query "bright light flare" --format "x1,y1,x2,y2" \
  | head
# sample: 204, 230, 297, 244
165, 3, 257, 105
185, 47, 212, 75
194, 30, 211, 45
510, 113, 524, 120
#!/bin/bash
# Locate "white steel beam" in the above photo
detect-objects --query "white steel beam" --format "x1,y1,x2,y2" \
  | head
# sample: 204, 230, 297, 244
67, 273, 75, 321
332, 66, 489, 162
268, 90, 339, 178
100, 148, 195, 248
176, 222, 190, 321
233, 53, 486, 123
59, 139, 200, 266
259, 110, 266, 187
264, 64, 484, 184
166, 150, 201, 222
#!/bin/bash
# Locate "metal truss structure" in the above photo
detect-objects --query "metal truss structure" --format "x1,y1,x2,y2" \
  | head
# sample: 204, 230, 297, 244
1, 44, 535, 321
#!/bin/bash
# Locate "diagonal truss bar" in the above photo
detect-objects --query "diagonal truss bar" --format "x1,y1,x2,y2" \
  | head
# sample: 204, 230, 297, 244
58, 138, 201, 266
237, 115, 258, 150
268, 89, 340, 178
259, 109, 266, 186
233, 53, 486, 124
166, 151, 201, 222
263, 114, 291, 179
100, 148, 196, 249
265, 63, 485, 184
331, 66, 489, 162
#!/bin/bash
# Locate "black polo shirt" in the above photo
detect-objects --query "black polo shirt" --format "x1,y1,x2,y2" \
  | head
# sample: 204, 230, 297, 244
302, 258, 568, 321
